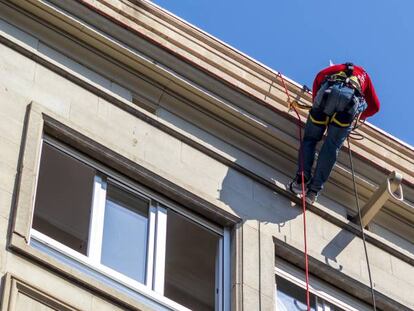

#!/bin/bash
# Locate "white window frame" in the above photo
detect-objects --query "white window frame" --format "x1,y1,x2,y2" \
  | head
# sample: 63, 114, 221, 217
275, 258, 372, 311
30, 138, 231, 311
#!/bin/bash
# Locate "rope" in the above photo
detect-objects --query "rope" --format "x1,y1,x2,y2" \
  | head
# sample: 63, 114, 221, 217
279, 73, 374, 311
347, 138, 377, 311
278, 72, 311, 311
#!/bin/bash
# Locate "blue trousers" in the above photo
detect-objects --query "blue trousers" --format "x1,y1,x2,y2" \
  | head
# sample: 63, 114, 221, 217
296, 117, 352, 193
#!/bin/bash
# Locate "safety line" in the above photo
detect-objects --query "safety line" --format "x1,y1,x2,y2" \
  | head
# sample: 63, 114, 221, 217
347, 138, 377, 311
277, 72, 311, 311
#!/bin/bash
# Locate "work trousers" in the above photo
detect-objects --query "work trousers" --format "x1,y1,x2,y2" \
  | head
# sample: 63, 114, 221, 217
296, 117, 352, 193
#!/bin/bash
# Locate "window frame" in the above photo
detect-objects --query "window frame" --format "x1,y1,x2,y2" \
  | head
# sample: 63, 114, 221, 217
275, 259, 371, 311
29, 136, 231, 311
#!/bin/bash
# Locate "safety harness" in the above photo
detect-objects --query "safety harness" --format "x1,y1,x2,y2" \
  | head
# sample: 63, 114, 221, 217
310, 63, 365, 128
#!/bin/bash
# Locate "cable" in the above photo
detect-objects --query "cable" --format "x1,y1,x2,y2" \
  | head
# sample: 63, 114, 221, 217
347, 138, 377, 311
278, 72, 311, 311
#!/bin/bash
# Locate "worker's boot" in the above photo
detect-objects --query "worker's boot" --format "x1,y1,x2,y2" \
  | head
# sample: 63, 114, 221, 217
305, 190, 318, 204
288, 176, 308, 195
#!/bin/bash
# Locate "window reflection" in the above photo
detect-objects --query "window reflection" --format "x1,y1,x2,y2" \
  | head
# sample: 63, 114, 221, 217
101, 183, 149, 283
276, 276, 345, 311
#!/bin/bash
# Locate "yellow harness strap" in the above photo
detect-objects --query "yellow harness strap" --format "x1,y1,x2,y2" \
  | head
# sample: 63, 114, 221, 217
289, 100, 312, 111
330, 112, 351, 127
309, 114, 329, 126
330, 71, 361, 92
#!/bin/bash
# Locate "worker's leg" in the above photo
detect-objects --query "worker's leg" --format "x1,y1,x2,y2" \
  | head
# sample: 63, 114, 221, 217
296, 116, 326, 182
308, 123, 352, 193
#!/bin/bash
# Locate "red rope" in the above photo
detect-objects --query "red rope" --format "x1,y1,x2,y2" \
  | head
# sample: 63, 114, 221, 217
277, 72, 311, 311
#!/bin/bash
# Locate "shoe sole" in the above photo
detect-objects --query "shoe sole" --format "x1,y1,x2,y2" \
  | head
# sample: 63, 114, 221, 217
288, 181, 305, 195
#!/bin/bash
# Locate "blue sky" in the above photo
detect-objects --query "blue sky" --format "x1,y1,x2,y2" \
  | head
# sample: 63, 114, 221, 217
152, 0, 414, 147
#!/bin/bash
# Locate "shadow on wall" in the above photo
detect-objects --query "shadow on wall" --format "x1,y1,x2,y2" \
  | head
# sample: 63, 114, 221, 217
157, 107, 362, 270
219, 169, 302, 226
321, 230, 355, 272
219, 164, 358, 273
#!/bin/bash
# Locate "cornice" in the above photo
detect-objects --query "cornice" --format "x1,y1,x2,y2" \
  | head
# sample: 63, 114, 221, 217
78, 0, 414, 184
5, 0, 413, 203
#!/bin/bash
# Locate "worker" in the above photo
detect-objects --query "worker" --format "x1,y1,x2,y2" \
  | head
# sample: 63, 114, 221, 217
289, 63, 380, 204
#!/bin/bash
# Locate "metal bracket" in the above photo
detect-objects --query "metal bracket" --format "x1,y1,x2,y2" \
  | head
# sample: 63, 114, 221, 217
358, 171, 404, 227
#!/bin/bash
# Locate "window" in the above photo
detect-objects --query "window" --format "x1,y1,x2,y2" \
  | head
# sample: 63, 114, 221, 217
276, 276, 344, 311
275, 259, 372, 311
31, 139, 229, 310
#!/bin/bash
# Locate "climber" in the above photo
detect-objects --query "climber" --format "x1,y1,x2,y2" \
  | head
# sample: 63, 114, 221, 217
289, 62, 380, 204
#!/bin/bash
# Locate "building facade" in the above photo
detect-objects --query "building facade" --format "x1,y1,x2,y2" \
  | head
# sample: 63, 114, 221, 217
0, 0, 413, 310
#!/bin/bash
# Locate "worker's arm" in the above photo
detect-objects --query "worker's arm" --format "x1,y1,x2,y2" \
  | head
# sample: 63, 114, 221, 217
360, 74, 380, 120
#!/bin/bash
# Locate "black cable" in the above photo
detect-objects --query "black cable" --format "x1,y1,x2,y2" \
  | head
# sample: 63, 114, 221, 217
347, 138, 377, 311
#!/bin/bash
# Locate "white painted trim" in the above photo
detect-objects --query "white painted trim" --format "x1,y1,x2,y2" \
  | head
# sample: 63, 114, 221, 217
223, 228, 231, 311
215, 237, 223, 311
31, 229, 190, 311
88, 175, 107, 264
28, 137, 44, 243
31, 229, 93, 265
153, 204, 167, 294
275, 258, 371, 311
158, 202, 223, 235
146, 203, 157, 289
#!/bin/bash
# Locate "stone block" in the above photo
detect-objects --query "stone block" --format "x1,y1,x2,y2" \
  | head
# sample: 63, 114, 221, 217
143, 126, 182, 165
180, 143, 228, 181
163, 159, 221, 199
363, 243, 392, 274
0, 43, 37, 92
0, 216, 8, 272
242, 284, 260, 311
0, 188, 13, 220
390, 256, 414, 286
32, 65, 71, 119
242, 224, 260, 291
0, 162, 17, 195
252, 182, 282, 209
6, 252, 93, 310
69, 96, 108, 138
219, 184, 258, 219
13, 184, 37, 238
0, 84, 31, 120
259, 231, 276, 301
289, 211, 323, 248
0, 136, 20, 171
221, 168, 253, 199
0, 114, 24, 146
360, 263, 413, 307
38, 42, 111, 90
260, 292, 274, 311
91, 296, 127, 311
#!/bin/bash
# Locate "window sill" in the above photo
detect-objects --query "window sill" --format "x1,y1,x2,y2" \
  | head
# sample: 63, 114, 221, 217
9, 232, 191, 311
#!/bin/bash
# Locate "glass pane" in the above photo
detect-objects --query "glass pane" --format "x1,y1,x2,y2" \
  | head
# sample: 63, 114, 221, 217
101, 183, 149, 283
164, 210, 220, 311
276, 276, 317, 311
33, 143, 95, 255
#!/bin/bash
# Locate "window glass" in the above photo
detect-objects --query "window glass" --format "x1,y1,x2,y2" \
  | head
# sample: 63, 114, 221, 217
101, 183, 149, 283
164, 210, 219, 311
31, 141, 226, 310
276, 276, 345, 311
276, 276, 316, 311
33, 143, 95, 255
